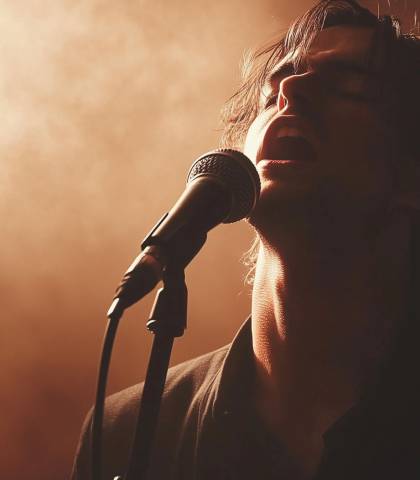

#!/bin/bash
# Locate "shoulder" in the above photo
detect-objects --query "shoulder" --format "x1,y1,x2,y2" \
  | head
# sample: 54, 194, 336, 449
105, 344, 230, 425
71, 317, 254, 479
71, 345, 231, 479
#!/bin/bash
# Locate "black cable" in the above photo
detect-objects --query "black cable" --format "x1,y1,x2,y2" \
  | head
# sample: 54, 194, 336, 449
125, 333, 175, 480
91, 309, 122, 480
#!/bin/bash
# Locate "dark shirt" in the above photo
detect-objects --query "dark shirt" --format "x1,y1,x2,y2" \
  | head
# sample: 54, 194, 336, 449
71, 318, 420, 479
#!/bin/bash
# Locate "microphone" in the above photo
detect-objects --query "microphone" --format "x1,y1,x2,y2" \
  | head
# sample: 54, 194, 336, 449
108, 149, 260, 317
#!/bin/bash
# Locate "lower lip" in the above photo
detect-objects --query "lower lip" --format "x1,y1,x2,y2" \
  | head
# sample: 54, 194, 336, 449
262, 159, 298, 164
258, 159, 315, 168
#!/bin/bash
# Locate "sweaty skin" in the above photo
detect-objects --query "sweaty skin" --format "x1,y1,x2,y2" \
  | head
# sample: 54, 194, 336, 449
244, 26, 414, 478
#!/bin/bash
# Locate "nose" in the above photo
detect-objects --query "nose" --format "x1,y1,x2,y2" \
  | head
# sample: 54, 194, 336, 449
277, 71, 320, 112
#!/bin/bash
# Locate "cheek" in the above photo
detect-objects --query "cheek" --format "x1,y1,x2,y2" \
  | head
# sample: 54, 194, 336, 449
326, 103, 381, 147
323, 108, 394, 198
326, 106, 389, 163
243, 111, 272, 163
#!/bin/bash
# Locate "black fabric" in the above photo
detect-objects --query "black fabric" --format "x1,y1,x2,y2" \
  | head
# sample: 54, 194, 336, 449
71, 318, 420, 480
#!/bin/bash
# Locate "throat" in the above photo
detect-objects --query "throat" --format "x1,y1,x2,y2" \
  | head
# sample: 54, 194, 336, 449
251, 234, 408, 473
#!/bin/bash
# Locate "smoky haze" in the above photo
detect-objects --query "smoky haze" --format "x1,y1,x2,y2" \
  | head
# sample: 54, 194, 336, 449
1, 0, 417, 478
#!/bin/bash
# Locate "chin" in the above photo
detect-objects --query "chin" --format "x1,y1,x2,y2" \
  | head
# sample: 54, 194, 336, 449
248, 182, 316, 232
249, 177, 358, 240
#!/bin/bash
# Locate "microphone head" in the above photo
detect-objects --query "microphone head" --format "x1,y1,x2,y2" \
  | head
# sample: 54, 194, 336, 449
186, 149, 260, 223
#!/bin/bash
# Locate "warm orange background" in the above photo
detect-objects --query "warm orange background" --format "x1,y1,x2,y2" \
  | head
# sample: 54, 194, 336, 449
1, 1, 417, 478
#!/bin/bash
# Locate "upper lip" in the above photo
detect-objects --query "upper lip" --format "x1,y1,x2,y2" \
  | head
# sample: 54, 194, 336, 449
258, 114, 320, 162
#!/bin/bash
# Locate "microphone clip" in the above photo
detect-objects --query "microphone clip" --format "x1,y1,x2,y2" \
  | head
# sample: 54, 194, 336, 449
146, 266, 187, 338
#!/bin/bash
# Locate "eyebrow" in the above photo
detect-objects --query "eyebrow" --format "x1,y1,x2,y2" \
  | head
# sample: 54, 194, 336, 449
266, 63, 295, 87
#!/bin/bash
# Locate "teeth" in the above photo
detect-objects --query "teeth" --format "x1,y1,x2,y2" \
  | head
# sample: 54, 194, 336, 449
276, 127, 304, 139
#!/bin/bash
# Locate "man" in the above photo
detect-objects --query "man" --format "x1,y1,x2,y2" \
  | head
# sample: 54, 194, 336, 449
72, 1, 420, 478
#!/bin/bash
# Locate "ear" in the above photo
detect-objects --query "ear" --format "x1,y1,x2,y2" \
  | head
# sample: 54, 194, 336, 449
390, 156, 420, 211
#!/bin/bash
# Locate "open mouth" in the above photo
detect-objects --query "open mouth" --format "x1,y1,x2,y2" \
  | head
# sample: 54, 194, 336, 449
263, 136, 317, 163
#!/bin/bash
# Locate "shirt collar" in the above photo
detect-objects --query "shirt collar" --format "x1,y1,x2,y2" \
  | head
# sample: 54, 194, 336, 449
204, 314, 420, 448
208, 316, 255, 420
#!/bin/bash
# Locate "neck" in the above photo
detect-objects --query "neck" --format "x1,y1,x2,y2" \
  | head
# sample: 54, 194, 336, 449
250, 211, 411, 475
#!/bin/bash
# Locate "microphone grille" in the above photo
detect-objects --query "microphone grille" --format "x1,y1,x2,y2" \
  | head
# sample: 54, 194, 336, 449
186, 149, 260, 223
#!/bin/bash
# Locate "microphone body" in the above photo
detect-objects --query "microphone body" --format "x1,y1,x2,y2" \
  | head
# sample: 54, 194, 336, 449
110, 149, 260, 316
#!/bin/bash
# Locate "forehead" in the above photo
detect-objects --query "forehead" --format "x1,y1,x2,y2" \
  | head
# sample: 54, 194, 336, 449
309, 26, 375, 64
269, 25, 376, 79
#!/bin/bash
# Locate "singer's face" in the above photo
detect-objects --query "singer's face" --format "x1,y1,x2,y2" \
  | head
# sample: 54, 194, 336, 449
244, 26, 394, 229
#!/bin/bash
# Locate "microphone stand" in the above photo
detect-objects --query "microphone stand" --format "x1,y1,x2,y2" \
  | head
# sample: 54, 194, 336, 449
115, 264, 187, 480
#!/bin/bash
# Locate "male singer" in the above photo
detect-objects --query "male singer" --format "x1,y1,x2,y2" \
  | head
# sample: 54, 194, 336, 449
72, 1, 420, 478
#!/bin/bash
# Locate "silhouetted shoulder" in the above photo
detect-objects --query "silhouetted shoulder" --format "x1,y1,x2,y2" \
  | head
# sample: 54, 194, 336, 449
71, 344, 231, 480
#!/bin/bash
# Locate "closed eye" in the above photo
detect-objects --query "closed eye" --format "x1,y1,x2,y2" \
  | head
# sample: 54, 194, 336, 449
262, 92, 278, 110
